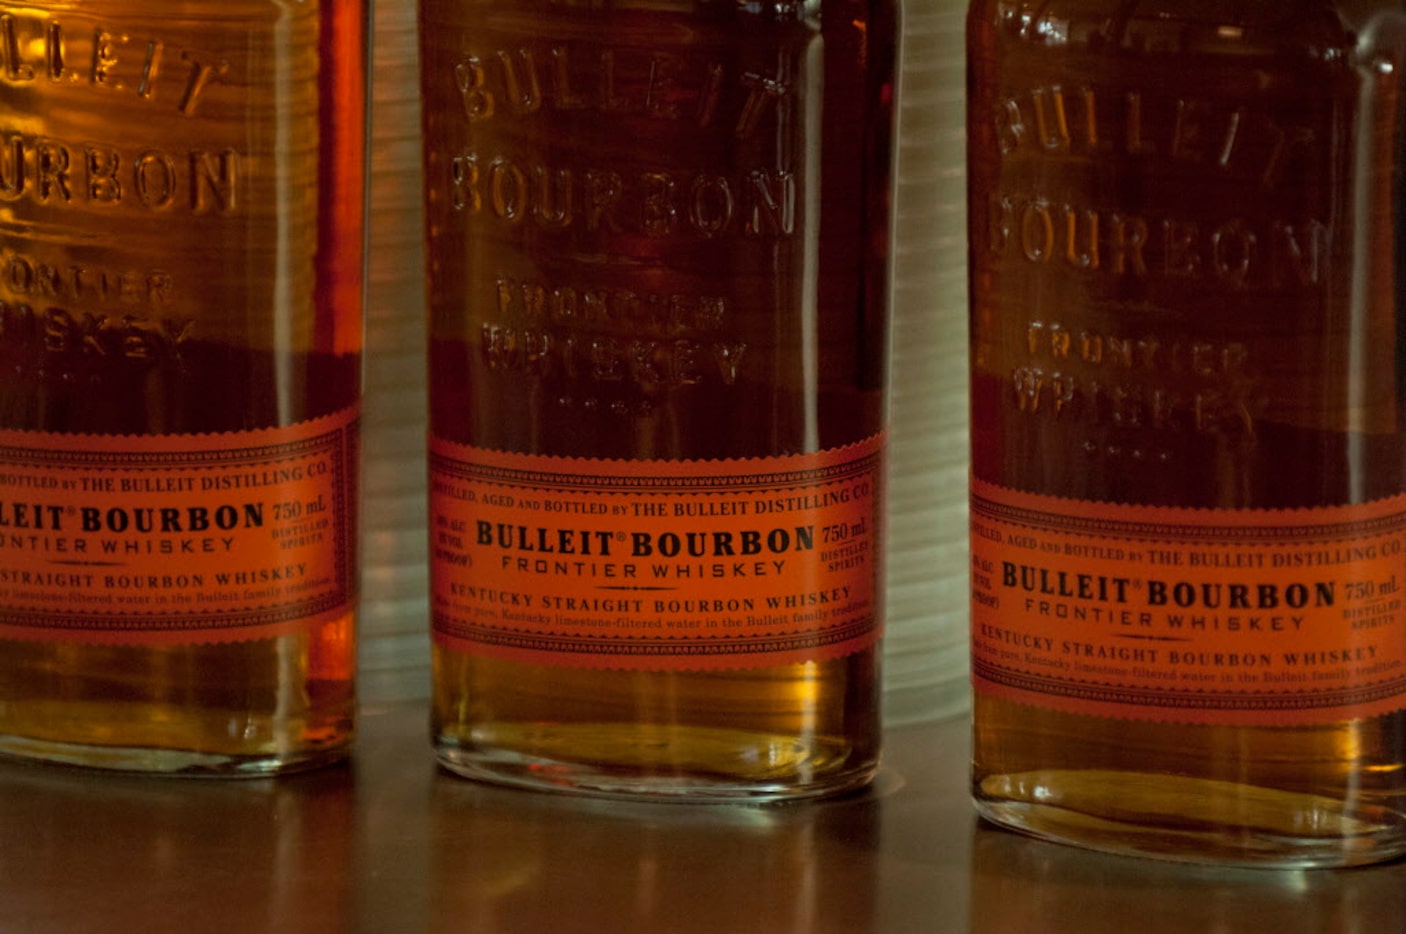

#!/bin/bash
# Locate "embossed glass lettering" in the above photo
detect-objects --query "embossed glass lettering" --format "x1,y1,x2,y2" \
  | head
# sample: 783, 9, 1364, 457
0, 134, 239, 212
986, 193, 1329, 290
0, 9, 229, 114
451, 152, 795, 240
447, 42, 793, 133
994, 85, 1318, 189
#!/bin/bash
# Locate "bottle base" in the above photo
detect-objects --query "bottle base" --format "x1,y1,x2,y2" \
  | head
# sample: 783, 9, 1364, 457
0, 733, 351, 778
974, 770, 1406, 869
434, 723, 878, 803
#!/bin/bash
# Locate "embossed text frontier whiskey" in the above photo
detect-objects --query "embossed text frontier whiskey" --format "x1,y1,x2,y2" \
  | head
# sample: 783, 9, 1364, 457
421, 0, 896, 799
968, 1, 1406, 865
0, 2, 366, 774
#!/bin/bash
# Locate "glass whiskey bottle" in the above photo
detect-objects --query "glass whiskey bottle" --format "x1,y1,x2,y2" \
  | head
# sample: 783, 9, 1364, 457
420, 0, 897, 800
968, 0, 1406, 865
0, 2, 367, 774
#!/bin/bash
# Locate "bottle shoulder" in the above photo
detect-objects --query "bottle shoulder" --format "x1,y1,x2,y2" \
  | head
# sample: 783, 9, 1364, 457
966, 0, 1388, 62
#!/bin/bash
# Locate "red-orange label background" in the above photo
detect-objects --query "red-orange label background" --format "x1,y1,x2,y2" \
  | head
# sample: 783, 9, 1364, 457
430, 436, 884, 670
971, 478, 1406, 725
0, 409, 359, 645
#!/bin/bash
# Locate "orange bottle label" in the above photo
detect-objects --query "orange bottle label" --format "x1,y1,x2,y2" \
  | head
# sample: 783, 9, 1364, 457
0, 408, 359, 645
430, 436, 885, 670
970, 477, 1406, 725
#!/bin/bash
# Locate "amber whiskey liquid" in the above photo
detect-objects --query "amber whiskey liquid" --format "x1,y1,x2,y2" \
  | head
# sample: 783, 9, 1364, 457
967, 1, 1406, 865
0, 2, 366, 774
421, 0, 896, 800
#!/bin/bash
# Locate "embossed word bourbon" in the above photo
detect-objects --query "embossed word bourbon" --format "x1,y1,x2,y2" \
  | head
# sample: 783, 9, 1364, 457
0, 2, 366, 774
421, 0, 896, 800
968, 1, 1406, 865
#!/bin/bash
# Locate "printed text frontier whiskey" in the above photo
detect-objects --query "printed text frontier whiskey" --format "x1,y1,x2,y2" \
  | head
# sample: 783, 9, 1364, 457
968, 1, 1406, 865
0, 2, 366, 774
421, 0, 896, 800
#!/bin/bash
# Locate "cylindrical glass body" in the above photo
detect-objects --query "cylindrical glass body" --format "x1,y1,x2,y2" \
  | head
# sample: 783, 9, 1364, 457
968, 0, 1406, 865
0, 1, 367, 774
421, 0, 896, 800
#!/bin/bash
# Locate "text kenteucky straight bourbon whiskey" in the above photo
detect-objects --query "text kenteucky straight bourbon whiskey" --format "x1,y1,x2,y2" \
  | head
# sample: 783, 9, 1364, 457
968, 1, 1406, 865
420, 0, 896, 800
0, 3, 366, 774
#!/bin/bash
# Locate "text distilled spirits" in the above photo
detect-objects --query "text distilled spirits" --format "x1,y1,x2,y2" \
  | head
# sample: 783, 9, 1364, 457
421, 0, 896, 799
0, 2, 367, 774
968, 0, 1406, 865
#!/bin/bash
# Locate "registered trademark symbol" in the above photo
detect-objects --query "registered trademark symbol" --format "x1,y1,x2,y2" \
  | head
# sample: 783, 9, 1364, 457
615, 531, 627, 542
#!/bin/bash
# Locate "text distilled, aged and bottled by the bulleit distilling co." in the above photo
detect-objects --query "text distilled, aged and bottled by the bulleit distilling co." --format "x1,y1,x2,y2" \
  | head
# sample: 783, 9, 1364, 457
420, 0, 897, 800
0, 3, 367, 774
968, 0, 1406, 865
